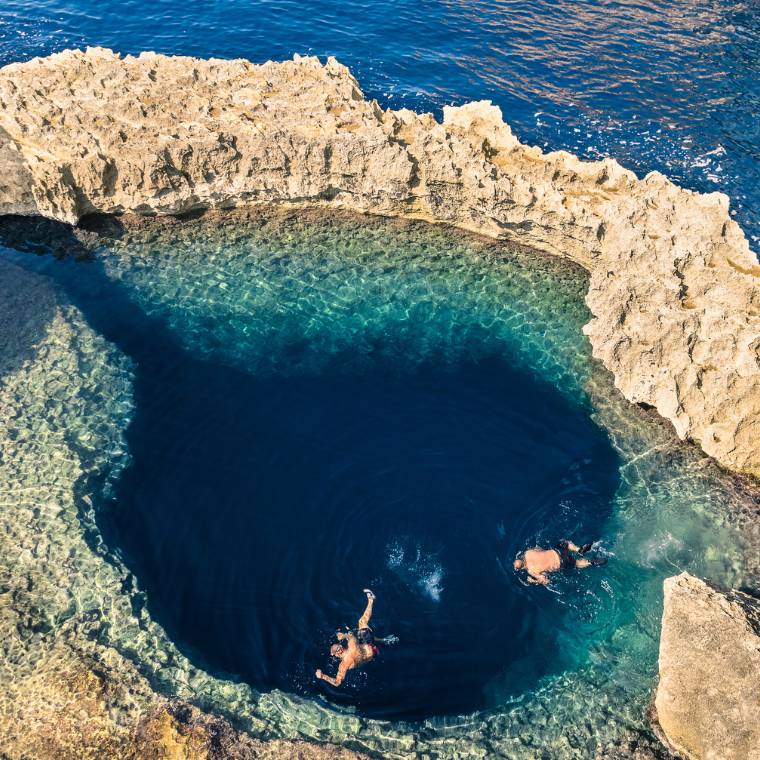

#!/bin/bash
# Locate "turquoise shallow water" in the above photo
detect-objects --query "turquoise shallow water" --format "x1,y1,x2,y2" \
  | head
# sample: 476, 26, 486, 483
6, 212, 622, 722
1, 208, 757, 754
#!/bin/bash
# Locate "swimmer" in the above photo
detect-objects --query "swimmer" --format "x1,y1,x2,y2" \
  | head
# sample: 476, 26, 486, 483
513, 539, 606, 586
316, 589, 397, 688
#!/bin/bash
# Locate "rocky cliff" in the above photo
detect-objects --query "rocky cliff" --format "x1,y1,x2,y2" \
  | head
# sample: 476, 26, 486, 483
656, 573, 760, 760
0, 47, 757, 477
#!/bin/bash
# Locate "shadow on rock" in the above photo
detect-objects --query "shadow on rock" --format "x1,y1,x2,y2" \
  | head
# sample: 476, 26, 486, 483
0, 216, 75, 380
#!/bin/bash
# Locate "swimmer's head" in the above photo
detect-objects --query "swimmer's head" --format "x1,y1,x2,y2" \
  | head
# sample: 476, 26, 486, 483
330, 643, 344, 657
513, 558, 525, 571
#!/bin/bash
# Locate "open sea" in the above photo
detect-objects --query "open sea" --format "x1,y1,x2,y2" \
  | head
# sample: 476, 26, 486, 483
1, 0, 759, 245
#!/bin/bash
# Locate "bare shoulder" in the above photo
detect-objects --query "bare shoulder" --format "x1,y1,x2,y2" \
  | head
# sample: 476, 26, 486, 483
355, 644, 374, 664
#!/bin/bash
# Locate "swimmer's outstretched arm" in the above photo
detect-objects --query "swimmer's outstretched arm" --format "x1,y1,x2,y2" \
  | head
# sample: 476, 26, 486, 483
316, 660, 350, 687
527, 573, 550, 586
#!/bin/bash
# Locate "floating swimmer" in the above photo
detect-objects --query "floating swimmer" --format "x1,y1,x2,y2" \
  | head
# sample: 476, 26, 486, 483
315, 589, 398, 688
513, 539, 607, 586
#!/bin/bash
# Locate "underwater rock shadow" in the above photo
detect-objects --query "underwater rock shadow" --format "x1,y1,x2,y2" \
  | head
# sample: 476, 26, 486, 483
0, 123, 66, 375
0, 222, 70, 382
0, 213, 257, 700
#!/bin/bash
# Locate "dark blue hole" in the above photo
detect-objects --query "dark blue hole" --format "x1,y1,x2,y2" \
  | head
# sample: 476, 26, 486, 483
1, 216, 620, 721
113, 350, 619, 720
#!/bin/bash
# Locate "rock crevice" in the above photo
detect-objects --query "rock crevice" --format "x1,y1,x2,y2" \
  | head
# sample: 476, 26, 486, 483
0, 47, 757, 475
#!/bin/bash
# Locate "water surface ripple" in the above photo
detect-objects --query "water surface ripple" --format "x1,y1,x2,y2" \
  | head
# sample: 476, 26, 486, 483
1, 209, 757, 756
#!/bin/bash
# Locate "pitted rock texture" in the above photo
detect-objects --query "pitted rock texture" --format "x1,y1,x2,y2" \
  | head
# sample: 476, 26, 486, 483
0, 47, 757, 475
0, 612, 365, 760
655, 573, 760, 760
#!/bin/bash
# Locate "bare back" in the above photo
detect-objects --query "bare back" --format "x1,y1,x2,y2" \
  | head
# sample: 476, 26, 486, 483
524, 547, 561, 575
516, 540, 599, 585
345, 640, 377, 668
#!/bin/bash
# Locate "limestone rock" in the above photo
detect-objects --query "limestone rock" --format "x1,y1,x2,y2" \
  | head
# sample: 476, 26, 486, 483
135, 703, 369, 760
0, 601, 366, 760
655, 573, 760, 759
0, 47, 757, 476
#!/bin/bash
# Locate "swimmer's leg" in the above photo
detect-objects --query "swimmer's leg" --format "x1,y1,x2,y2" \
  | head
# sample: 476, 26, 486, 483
567, 540, 595, 554
358, 589, 375, 629
576, 557, 607, 569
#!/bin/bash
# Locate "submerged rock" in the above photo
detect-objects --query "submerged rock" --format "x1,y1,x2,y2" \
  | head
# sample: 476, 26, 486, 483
135, 703, 369, 760
0, 623, 364, 760
655, 573, 760, 759
0, 47, 757, 478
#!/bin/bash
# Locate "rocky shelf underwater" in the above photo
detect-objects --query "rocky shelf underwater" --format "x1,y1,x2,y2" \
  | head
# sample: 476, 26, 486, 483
0, 48, 758, 760
0, 207, 758, 759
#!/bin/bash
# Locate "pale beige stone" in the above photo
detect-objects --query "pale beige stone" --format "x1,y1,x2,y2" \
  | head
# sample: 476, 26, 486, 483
0, 47, 756, 477
655, 573, 760, 760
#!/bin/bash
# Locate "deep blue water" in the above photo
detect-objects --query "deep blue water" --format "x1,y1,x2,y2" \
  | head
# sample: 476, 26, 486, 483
112, 348, 616, 719
0, 212, 620, 720
1, 0, 758, 247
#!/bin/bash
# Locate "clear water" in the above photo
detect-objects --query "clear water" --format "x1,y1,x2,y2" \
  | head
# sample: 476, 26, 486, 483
0, 0, 759, 750
1, 0, 758, 248
3, 211, 622, 721
1, 209, 757, 753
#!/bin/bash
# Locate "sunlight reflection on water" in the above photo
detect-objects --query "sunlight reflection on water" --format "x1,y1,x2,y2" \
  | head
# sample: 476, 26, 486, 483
0, 0, 758, 246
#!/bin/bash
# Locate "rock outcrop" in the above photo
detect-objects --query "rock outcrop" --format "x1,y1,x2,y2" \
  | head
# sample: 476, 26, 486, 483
0, 618, 365, 760
0, 47, 757, 477
655, 573, 760, 759
0, 48, 758, 475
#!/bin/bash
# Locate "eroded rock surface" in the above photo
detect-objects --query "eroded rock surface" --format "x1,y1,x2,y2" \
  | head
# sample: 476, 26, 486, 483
0, 47, 757, 477
655, 573, 760, 760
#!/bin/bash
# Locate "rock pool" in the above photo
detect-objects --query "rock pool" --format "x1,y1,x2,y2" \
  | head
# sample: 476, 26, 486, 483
0, 208, 757, 756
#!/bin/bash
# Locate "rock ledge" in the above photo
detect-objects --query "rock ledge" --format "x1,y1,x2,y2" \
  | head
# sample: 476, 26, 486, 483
656, 573, 760, 760
0, 47, 758, 476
